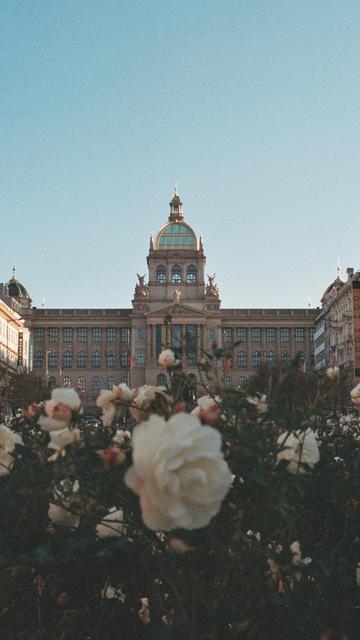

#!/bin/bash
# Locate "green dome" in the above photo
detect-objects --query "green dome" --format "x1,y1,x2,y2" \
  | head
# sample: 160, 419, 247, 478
156, 222, 197, 250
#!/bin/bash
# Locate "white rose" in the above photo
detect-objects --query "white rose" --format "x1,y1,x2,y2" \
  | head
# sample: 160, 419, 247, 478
190, 395, 221, 425
130, 385, 173, 422
48, 428, 80, 450
246, 394, 268, 414
277, 429, 320, 474
97, 384, 134, 427
96, 508, 125, 538
158, 349, 175, 369
326, 367, 339, 380
125, 412, 232, 531
40, 388, 81, 432
48, 503, 80, 528
0, 425, 23, 476
350, 383, 360, 406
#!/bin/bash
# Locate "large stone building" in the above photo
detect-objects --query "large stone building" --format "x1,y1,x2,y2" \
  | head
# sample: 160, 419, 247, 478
3, 190, 317, 410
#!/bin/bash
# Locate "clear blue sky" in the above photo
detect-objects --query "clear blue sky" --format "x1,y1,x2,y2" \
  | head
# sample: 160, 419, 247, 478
1, 0, 360, 309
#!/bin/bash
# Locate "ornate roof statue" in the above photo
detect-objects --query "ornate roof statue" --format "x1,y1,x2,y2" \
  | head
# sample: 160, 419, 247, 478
134, 273, 149, 298
206, 273, 219, 298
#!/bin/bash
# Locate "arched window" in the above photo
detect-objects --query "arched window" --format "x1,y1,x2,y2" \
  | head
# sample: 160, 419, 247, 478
77, 351, 87, 368
49, 376, 57, 389
282, 351, 290, 361
157, 373, 166, 386
106, 352, 116, 368
252, 351, 261, 367
237, 351, 247, 368
120, 351, 130, 367
156, 264, 166, 283
267, 351, 275, 362
92, 351, 101, 367
48, 351, 58, 368
238, 376, 247, 388
171, 264, 182, 284
63, 376, 71, 388
91, 376, 100, 391
224, 376, 233, 388
34, 351, 44, 368
63, 351, 72, 368
107, 376, 115, 390
187, 265, 197, 283
77, 376, 86, 392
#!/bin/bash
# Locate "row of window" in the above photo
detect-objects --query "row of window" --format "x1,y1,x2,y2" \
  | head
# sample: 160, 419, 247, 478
34, 350, 134, 368
53, 375, 128, 392
224, 376, 248, 389
34, 327, 131, 343
221, 327, 315, 343
234, 351, 291, 367
156, 264, 197, 284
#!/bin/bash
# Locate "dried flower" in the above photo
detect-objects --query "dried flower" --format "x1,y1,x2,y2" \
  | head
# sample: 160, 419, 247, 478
130, 385, 173, 422
277, 429, 319, 474
246, 394, 268, 414
326, 367, 339, 380
96, 384, 134, 427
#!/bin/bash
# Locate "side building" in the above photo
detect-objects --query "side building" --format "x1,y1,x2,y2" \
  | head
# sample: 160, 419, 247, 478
0, 272, 31, 414
315, 266, 360, 382
4, 190, 317, 411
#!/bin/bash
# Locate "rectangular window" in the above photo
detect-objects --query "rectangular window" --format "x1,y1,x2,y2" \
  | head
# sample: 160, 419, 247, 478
48, 328, 59, 343
280, 328, 289, 342
34, 328, 44, 343
63, 328, 73, 343
120, 328, 130, 343
77, 328, 87, 342
224, 328, 233, 343
208, 328, 216, 342
137, 327, 145, 341
171, 324, 182, 351
92, 327, 102, 342
266, 328, 276, 343
48, 350, 58, 368
309, 327, 315, 342
251, 328, 261, 342
295, 328, 304, 342
156, 325, 164, 358
137, 350, 145, 365
107, 327, 117, 342
236, 327, 247, 343
186, 325, 197, 364
237, 351, 247, 367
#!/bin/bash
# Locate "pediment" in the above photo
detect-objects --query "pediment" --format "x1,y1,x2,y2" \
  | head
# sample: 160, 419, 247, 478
146, 302, 206, 318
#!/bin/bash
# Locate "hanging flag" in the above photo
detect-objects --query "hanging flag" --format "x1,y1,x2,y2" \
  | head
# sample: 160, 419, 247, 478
129, 352, 133, 369
330, 345, 337, 367
225, 356, 232, 373
298, 355, 306, 374
59, 367, 63, 377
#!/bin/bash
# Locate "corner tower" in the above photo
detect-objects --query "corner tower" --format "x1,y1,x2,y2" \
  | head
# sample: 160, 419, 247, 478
146, 188, 207, 310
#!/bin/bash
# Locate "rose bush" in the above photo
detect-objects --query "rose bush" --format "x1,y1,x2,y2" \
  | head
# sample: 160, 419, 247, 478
0, 354, 359, 640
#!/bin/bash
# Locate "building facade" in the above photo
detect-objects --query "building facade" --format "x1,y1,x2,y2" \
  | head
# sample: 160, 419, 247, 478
3, 190, 318, 410
315, 266, 360, 379
0, 274, 31, 413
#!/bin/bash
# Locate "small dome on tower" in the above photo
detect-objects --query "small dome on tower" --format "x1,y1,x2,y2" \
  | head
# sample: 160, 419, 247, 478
6, 267, 32, 307
155, 188, 198, 250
